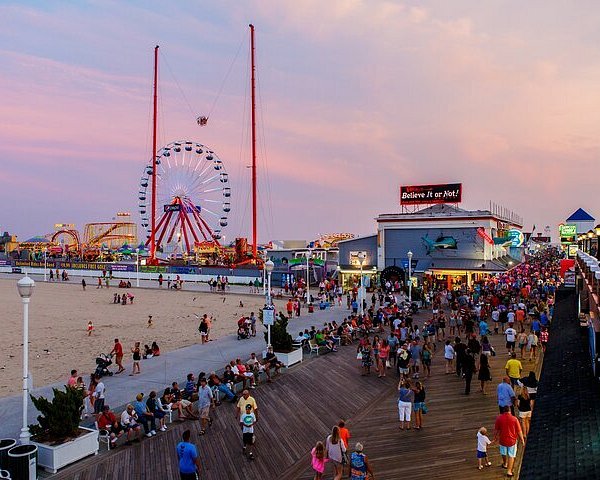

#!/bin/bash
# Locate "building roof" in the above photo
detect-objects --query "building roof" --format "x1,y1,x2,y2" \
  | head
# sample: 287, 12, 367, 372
566, 208, 595, 222
377, 203, 523, 227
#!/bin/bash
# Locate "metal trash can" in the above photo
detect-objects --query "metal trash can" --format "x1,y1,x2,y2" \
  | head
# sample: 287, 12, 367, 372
0, 440, 16, 472
0, 469, 12, 479
7, 444, 37, 480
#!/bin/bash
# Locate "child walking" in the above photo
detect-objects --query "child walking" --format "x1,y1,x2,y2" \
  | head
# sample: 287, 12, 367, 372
311, 441, 328, 480
87, 321, 94, 336
476, 427, 493, 470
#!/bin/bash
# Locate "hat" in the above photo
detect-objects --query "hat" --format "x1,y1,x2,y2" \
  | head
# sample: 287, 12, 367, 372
136, 393, 144, 401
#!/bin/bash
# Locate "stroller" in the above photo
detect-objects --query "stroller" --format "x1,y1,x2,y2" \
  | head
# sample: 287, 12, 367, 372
237, 317, 250, 340
94, 353, 114, 378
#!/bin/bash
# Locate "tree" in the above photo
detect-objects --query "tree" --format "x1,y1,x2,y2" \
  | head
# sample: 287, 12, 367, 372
263, 311, 293, 352
30, 387, 84, 442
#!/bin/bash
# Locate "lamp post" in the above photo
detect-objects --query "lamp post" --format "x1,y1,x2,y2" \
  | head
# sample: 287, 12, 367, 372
43, 247, 47, 282
407, 250, 413, 303
262, 252, 267, 297
595, 225, 600, 259
135, 248, 140, 287
357, 251, 366, 316
17, 275, 35, 444
264, 259, 274, 347
306, 249, 312, 304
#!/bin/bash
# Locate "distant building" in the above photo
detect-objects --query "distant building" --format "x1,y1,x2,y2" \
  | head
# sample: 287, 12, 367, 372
339, 204, 524, 293
565, 208, 595, 234
0, 231, 18, 254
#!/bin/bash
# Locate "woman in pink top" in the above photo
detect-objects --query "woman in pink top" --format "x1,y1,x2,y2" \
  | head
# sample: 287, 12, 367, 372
378, 339, 391, 378
311, 441, 328, 479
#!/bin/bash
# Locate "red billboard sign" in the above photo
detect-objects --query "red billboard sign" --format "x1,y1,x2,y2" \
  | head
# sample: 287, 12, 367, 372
400, 183, 462, 205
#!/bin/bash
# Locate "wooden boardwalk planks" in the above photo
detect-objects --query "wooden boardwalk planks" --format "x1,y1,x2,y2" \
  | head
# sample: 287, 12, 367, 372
49, 321, 540, 480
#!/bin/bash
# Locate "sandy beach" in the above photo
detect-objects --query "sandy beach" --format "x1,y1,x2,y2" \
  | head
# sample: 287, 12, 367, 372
0, 278, 285, 397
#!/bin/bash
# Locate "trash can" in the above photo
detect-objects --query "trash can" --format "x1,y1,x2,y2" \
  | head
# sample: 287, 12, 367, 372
7, 444, 37, 480
0, 440, 16, 472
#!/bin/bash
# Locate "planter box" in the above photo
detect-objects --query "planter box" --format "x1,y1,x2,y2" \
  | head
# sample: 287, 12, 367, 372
32, 426, 98, 473
274, 348, 303, 367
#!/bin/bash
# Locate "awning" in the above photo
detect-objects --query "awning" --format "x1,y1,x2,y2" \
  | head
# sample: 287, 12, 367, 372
424, 258, 517, 273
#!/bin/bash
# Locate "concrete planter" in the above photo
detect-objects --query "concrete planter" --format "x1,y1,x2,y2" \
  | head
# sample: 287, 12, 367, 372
274, 348, 303, 367
32, 427, 98, 473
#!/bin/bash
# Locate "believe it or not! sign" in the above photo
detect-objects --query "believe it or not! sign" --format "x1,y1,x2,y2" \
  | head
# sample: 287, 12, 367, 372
400, 183, 462, 205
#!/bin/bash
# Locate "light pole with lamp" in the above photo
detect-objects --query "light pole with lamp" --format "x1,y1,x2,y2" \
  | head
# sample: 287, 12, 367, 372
262, 252, 267, 297
407, 251, 413, 303
357, 251, 367, 316
264, 259, 274, 347
135, 248, 140, 287
43, 247, 48, 282
17, 275, 35, 444
306, 249, 312, 304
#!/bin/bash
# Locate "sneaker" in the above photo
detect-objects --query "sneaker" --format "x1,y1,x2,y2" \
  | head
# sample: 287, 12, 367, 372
160, 426, 167, 432
146, 433, 152, 438
250, 385, 256, 389
150, 430, 157, 436
486, 462, 492, 466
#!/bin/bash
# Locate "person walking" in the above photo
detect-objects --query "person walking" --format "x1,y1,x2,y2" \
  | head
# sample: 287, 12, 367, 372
110, 338, 125, 374
444, 340, 455, 374
478, 353, 492, 394
349, 442, 375, 480
325, 426, 347, 480
505, 352, 522, 387
240, 404, 256, 460
130, 342, 141, 375
517, 387, 532, 437
82, 278, 86, 291
177, 429, 201, 480
197, 378, 214, 435
311, 441, 328, 480
463, 349, 476, 395
497, 377, 517, 416
493, 405, 525, 477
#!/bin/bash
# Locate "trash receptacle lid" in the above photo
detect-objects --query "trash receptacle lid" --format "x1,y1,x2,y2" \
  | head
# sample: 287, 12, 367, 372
7, 444, 37, 457
0, 440, 16, 450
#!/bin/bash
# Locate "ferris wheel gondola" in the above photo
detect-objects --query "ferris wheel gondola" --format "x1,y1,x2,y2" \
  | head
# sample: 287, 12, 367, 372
139, 141, 230, 255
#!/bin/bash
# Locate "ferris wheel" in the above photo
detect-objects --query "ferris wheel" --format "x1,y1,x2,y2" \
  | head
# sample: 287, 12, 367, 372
138, 141, 231, 254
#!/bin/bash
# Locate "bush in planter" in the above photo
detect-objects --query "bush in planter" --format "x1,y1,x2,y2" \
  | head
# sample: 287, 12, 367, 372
30, 387, 84, 443
262, 311, 293, 352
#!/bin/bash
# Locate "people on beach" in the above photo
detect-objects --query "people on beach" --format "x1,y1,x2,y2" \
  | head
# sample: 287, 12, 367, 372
130, 342, 141, 375
110, 338, 125, 374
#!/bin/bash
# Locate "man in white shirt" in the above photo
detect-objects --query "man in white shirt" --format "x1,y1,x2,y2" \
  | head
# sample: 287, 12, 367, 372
504, 326, 517, 354
492, 308, 500, 334
94, 374, 106, 415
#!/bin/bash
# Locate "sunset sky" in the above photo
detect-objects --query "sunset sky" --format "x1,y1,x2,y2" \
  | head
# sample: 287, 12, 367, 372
1, 1, 599, 243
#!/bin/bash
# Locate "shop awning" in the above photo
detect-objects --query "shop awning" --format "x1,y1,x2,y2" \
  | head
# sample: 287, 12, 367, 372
424, 258, 515, 272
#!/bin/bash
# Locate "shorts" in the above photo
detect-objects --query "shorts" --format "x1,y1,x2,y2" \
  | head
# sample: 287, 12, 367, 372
199, 406, 210, 419
519, 410, 532, 418
476, 450, 488, 459
506, 341, 515, 349
180, 472, 198, 480
242, 432, 255, 445
180, 399, 192, 408
94, 398, 105, 414
423, 358, 431, 366
398, 367, 409, 375
499, 444, 517, 458
413, 402, 425, 412
412, 359, 421, 367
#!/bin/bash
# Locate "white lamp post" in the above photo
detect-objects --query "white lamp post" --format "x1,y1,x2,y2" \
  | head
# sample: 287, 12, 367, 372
17, 275, 35, 444
43, 247, 47, 282
357, 251, 367, 316
306, 249, 312, 304
265, 259, 274, 347
135, 248, 140, 287
407, 251, 413, 303
262, 252, 267, 296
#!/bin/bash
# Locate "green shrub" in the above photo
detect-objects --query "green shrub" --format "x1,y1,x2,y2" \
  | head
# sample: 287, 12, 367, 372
262, 311, 293, 352
30, 387, 84, 443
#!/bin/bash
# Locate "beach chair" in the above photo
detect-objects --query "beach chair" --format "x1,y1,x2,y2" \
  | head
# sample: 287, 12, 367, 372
308, 339, 320, 356
95, 421, 112, 451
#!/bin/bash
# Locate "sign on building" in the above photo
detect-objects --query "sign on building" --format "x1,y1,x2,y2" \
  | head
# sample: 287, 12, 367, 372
349, 251, 368, 266
400, 183, 462, 205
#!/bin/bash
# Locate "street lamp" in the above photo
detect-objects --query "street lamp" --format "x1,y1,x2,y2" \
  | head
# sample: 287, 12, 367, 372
17, 275, 35, 444
43, 247, 47, 282
407, 251, 413, 303
306, 249, 312, 304
135, 248, 140, 287
357, 251, 367, 316
264, 259, 274, 347
262, 252, 267, 297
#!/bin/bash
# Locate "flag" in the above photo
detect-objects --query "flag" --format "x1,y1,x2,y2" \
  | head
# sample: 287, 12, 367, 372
531, 224, 536, 233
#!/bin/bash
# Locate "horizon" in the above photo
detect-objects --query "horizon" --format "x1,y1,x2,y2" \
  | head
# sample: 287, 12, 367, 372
1, 1, 599, 242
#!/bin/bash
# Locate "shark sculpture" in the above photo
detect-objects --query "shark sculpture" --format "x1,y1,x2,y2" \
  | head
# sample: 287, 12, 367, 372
422, 234, 458, 254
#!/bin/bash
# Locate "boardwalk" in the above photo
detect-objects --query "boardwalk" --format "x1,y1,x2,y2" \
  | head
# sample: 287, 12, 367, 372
49, 317, 540, 480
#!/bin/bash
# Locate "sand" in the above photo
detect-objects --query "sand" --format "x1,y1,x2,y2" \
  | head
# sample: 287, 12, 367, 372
0, 279, 285, 397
